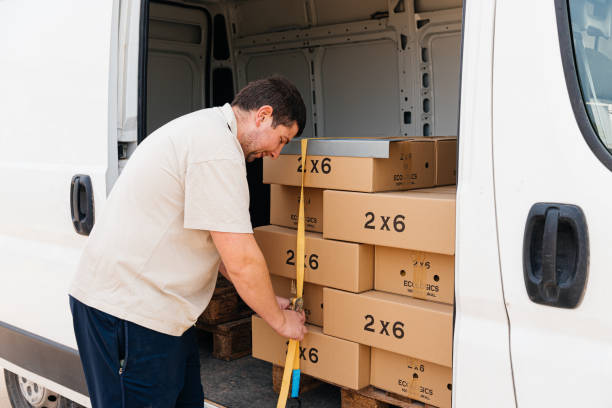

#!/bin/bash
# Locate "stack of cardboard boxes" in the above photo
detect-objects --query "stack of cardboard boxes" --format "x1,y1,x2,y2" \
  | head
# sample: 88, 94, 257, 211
252, 137, 457, 408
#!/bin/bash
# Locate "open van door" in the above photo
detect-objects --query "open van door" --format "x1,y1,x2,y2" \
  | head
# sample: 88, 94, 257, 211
0, 0, 119, 402
493, 0, 612, 405
0, 0, 217, 403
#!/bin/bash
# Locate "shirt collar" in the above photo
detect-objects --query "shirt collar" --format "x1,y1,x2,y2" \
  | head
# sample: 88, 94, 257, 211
220, 103, 237, 139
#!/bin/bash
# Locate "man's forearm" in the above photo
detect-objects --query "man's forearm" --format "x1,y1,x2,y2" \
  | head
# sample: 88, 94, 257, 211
225, 259, 284, 330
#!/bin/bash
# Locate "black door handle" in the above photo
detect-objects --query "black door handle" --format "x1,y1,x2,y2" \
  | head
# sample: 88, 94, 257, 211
70, 174, 95, 235
523, 203, 589, 308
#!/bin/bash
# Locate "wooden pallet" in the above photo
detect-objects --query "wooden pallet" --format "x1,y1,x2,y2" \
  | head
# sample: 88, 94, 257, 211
271, 364, 323, 394
198, 276, 253, 325
341, 386, 438, 408
270, 368, 435, 407
196, 317, 252, 361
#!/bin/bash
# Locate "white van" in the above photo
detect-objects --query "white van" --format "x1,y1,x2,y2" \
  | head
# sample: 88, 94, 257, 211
1, 0, 611, 406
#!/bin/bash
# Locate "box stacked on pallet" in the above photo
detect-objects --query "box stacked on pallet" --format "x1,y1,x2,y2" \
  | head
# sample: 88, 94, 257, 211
251, 137, 457, 406
252, 215, 374, 389
321, 143, 456, 407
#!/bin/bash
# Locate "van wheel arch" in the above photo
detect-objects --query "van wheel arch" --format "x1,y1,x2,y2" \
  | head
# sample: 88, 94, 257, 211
4, 370, 83, 408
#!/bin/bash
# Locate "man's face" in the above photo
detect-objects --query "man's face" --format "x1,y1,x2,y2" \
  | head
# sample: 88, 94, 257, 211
243, 107, 299, 162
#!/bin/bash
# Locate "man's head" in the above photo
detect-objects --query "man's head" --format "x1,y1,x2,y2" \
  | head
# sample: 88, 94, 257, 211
231, 76, 307, 162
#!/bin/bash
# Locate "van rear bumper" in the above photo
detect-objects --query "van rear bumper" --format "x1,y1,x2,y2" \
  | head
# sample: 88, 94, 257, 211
0, 320, 88, 396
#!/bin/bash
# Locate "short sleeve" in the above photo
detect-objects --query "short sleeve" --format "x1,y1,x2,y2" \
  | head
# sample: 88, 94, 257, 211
184, 159, 253, 233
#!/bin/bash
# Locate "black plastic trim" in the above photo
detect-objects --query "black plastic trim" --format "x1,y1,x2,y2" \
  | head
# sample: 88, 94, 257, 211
523, 203, 589, 308
555, 0, 612, 172
70, 174, 95, 236
0, 320, 88, 396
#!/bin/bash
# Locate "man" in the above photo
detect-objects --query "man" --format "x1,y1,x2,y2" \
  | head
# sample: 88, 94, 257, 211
68, 77, 308, 407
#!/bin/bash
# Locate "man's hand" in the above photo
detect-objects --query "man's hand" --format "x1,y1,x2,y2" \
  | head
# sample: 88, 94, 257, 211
276, 296, 291, 310
274, 310, 308, 340
210, 231, 307, 341
274, 297, 307, 340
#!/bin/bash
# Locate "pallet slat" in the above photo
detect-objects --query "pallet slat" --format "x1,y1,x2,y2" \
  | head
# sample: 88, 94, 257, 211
198, 276, 253, 325
197, 317, 252, 361
341, 386, 438, 408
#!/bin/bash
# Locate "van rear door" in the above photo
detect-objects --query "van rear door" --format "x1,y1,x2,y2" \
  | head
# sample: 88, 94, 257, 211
0, 0, 117, 392
493, 0, 612, 405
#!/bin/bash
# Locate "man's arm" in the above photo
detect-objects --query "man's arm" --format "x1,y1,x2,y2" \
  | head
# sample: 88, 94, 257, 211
219, 261, 292, 310
218, 262, 232, 282
210, 231, 307, 340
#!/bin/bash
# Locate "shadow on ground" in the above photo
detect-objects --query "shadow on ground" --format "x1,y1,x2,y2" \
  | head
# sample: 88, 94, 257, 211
198, 331, 341, 408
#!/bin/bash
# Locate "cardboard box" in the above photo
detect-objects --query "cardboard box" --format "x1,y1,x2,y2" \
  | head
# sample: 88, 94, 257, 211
270, 275, 324, 326
371, 348, 452, 408
432, 137, 457, 186
251, 315, 370, 389
270, 184, 323, 233
263, 138, 435, 192
323, 288, 453, 367
375, 246, 454, 305
254, 225, 373, 292
323, 187, 456, 255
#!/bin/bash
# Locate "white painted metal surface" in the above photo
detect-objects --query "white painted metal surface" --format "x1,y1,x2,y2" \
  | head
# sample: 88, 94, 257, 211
0, 0, 119, 404
245, 50, 315, 139
493, 0, 612, 406
117, 0, 143, 173
146, 2, 209, 134
233, 5, 462, 140
321, 39, 400, 138
0, 0, 117, 346
453, 0, 517, 407
416, 8, 462, 137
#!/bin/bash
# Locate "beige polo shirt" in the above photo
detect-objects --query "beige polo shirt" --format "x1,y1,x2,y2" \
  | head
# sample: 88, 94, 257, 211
69, 104, 252, 336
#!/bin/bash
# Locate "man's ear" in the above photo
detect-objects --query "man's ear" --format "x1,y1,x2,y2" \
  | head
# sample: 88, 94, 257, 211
255, 105, 273, 127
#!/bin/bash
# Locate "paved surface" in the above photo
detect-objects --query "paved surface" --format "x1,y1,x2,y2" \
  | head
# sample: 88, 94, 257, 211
198, 330, 341, 408
0, 369, 11, 408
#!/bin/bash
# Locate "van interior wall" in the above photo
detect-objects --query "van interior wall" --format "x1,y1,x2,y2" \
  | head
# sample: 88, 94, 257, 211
142, 0, 462, 227
226, 0, 462, 226
229, 0, 462, 140
146, 1, 211, 135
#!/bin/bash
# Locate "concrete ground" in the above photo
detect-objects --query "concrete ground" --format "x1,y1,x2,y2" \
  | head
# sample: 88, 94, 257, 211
0, 369, 10, 408
198, 330, 341, 408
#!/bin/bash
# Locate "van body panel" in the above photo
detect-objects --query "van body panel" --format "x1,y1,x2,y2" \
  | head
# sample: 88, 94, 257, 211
0, 0, 117, 343
0, 0, 119, 401
494, 0, 612, 406
453, 1, 517, 407
0, 323, 88, 401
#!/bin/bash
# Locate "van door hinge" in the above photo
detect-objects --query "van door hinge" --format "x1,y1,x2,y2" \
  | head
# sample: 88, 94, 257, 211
118, 142, 130, 160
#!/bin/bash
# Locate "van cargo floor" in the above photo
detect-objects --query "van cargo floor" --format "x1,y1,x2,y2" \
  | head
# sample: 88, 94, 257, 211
198, 330, 341, 407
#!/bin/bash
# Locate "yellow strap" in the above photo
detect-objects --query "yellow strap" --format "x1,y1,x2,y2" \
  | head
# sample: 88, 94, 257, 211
276, 138, 308, 408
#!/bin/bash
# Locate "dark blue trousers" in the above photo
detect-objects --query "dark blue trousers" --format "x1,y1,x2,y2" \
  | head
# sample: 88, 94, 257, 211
69, 296, 204, 408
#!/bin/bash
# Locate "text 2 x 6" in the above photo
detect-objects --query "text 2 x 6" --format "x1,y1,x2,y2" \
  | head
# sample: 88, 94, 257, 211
364, 212, 406, 232
296, 157, 331, 174
363, 314, 405, 339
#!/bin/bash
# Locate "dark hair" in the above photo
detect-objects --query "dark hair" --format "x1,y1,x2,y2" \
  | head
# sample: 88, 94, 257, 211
231, 76, 307, 137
